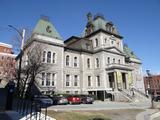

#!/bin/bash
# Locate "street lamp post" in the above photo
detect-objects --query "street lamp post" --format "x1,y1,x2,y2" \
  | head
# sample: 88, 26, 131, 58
146, 70, 154, 109
8, 25, 25, 98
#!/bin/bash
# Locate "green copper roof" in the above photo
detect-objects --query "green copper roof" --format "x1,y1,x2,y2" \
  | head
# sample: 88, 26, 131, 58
92, 17, 108, 31
82, 14, 119, 37
33, 18, 63, 40
123, 45, 138, 59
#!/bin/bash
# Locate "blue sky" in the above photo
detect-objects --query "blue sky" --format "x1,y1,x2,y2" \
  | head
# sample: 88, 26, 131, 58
0, 0, 160, 74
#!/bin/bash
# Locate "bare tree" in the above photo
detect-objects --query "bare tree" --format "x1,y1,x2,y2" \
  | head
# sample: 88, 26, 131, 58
15, 44, 47, 99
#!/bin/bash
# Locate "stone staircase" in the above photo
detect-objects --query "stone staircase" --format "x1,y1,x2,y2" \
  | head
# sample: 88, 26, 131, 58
119, 88, 150, 102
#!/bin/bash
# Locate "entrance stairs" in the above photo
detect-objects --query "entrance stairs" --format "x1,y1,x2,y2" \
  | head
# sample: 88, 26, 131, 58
119, 88, 150, 102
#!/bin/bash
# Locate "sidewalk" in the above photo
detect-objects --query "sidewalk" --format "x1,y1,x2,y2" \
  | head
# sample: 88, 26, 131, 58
136, 109, 160, 120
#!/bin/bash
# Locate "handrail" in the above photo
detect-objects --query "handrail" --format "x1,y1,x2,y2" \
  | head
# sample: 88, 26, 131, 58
132, 88, 148, 98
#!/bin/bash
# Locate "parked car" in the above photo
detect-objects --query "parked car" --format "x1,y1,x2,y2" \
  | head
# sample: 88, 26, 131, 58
80, 95, 94, 104
34, 95, 53, 107
67, 95, 81, 104
51, 96, 68, 105
153, 96, 160, 102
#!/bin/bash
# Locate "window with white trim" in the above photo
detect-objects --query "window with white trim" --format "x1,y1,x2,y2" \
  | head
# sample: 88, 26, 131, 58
47, 51, 51, 63
113, 58, 115, 63
107, 57, 110, 64
42, 73, 45, 86
66, 74, 70, 86
87, 58, 90, 68
118, 59, 120, 64
42, 51, 46, 62
97, 76, 100, 87
74, 57, 78, 67
96, 58, 99, 68
66, 55, 70, 66
52, 53, 56, 63
88, 76, 91, 87
46, 73, 51, 86
74, 75, 78, 86
52, 73, 56, 86
95, 38, 98, 47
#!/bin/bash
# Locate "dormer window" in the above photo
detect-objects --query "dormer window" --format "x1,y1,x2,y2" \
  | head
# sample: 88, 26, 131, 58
106, 22, 114, 32
46, 25, 52, 33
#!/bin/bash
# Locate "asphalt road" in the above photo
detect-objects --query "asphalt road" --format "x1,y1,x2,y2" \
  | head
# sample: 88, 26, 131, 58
47, 101, 151, 111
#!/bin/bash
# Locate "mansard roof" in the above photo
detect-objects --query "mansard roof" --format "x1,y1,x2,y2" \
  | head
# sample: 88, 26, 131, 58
123, 44, 139, 59
82, 13, 122, 38
32, 16, 63, 40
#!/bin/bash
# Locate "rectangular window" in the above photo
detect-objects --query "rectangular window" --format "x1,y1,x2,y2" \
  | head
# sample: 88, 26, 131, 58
42, 73, 45, 86
74, 75, 78, 86
46, 73, 51, 86
66, 74, 70, 86
97, 76, 100, 86
66, 55, 70, 66
52, 73, 55, 86
88, 76, 91, 87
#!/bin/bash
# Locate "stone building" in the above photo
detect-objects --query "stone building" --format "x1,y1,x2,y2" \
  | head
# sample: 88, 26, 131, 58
21, 14, 145, 100
0, 42, 16, 87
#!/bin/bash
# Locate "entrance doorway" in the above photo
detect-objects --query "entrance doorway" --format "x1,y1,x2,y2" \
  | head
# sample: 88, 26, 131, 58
108, 72, 115, 89
122, 73, 127, 89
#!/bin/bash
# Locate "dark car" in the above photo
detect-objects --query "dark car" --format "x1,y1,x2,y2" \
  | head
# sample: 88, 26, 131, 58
34, 95, 53, 107
80, 95, 94, 104
67, 95, 81, 104
153, 96, 160, 102
51, 96, 68, 105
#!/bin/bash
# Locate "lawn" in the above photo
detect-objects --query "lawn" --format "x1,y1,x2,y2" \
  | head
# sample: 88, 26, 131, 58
45, 109, 144, 120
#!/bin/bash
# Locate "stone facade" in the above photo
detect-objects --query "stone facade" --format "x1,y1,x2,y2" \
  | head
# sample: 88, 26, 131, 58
20, 14, 145, 100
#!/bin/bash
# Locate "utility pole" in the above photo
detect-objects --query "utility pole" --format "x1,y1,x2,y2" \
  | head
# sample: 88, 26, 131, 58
8, 25, 25, 97
146, 70, 154, 109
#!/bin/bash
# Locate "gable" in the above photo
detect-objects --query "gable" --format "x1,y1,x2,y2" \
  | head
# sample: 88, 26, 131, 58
104, 47, 124, 55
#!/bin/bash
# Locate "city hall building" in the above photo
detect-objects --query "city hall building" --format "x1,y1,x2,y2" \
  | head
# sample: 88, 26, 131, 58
22, 13, 145, 100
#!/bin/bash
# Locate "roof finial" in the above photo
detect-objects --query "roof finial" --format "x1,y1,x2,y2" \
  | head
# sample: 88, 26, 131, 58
87, 12, 92, 22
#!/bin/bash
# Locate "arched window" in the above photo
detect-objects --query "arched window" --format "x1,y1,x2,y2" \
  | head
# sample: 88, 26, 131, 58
113, 58, 115, 63
74, 57, 78, 67
107, 57, 110, 64
52, 53, 56, 63
66, 55, 70, 66
47, 51, 51, 63
118, 59, 120, 64
42, 51, 46, 62
87, 58, 90, 68
95, 38, 98, 47
96, 58, 99, 68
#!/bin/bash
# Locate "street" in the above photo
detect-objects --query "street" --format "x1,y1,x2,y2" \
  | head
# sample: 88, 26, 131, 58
47, 101, 151, 111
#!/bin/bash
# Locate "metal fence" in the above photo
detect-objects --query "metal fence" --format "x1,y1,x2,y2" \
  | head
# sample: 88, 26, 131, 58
13, 98, 48, 120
